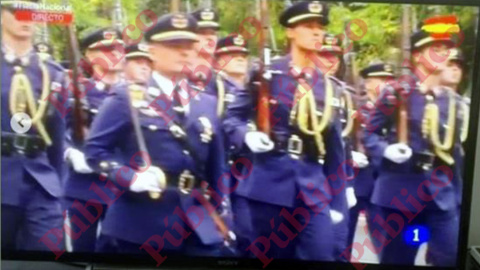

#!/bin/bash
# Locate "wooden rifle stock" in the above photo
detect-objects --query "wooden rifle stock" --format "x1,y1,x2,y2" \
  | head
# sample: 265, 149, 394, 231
397, 100, 409, 144
256, 0, 271, 135
64, 11, 85, 144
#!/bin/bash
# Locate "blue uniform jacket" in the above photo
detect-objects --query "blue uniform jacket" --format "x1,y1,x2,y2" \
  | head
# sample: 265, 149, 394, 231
363, 80, 461, 212
84, 78, 226, 246
1, 52, 68, 206
63, 78, 120, 203
223, 56, 347, 212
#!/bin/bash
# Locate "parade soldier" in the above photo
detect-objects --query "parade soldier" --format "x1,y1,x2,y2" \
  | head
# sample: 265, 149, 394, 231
316, 32, 369, 261
1, 0, 68, 252
346, 61, 395, 259
62, 28, 125, 252
124, 43, 153, 85
224, 1, 347, 260
85, 13, 230, 256
362, 28, 462, 266
190, 7, 238, 118
214, 34, 252, 256
438, 48, 467, 219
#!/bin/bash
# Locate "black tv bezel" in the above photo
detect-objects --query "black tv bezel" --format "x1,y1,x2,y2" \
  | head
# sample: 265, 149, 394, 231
2, 0, 480, 269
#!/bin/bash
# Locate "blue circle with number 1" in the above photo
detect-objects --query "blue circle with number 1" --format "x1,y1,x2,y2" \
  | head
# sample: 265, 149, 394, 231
404, 225, 430, 246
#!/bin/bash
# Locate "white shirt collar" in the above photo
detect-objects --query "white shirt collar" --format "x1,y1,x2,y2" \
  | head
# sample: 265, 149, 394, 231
152, 71, 191, 113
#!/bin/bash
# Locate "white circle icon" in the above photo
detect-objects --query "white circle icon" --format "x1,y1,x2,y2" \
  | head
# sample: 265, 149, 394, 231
10, 113, 32, 134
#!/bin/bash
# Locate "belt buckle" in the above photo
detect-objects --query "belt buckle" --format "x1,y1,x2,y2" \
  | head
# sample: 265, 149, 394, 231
288, 135, 303, 159
178, 170, 195, 194
418, 151, 435, 171
13, 135, 28, 153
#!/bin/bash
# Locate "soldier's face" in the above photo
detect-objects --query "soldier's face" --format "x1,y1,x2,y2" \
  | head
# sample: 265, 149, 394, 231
196, 29, 218, 55
86, 47, 125, 73
218, 52, 248, 76
414, 42, 451, 74
125, 58, 152, 84
287, 19, 324, 51
1, 9, 35, 39
149, 41, 195, 75
365, 77, 387, 102
440, 61, 463, 89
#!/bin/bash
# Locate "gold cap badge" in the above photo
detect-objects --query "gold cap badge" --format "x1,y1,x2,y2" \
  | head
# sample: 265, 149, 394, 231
309, 1, 322, 13
172, 14, 188, 29
233, 35, 245, 46
200, 10, 215, 21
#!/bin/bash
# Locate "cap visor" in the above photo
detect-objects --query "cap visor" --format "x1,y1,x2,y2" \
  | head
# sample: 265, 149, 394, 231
287, 14, 323, 25
215, 46, 249, 55
150, 31, 198, 42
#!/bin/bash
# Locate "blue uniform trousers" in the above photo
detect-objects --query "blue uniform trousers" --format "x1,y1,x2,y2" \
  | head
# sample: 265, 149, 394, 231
244, 197, 334, 261
64, 198, 107, 252
96, 233, 224, 257
2, 173, 63, 251
374, 205, 458, 266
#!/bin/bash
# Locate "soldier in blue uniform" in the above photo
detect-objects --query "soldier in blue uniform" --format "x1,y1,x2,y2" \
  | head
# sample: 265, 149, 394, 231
362, 28, 462, 266
316, 33, 368, 261
62, 28, 125, 252
190, 8, 238, 119
85, 13, 231, 256
224, 1, 347, 261
214, 34, 252, 257
1, 0, 68, 252
124, 43, 153, 85
346, 62, 395, 259
438, 48, 467, 219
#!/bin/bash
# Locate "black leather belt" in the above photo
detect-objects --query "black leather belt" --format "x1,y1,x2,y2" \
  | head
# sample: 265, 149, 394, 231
1, 133, 46, 158
272, 133, 325, 163
383, 151, 447, 173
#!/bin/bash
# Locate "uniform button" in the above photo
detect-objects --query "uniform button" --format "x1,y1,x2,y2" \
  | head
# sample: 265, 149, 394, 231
148, 125, 158, 131
183, 150, 190, 155
99, 161, 109, 169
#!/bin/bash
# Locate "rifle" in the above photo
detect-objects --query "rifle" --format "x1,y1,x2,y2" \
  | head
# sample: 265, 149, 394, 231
63, 0, 85, 144
170, 0, 180, 13
343, 21, 363, 152
112, 0, 124, 33
256, 0, 271, 135
397, 4, 411, 144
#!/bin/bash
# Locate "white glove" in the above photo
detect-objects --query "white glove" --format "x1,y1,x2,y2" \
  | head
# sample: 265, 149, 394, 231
383, 143, 412, 164
245, 131, 274, 153
129, 167, 164, 193
330, 210, 344, 224
351, 151, 369, 168
65, 148, 94, 174
346, 187, 357, 209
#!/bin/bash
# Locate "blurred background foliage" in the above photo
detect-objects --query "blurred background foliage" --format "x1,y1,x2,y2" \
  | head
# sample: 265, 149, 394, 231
40, 0, 478, 94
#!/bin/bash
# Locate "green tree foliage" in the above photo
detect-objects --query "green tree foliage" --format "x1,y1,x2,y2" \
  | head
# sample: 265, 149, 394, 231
43, 1, 477, 92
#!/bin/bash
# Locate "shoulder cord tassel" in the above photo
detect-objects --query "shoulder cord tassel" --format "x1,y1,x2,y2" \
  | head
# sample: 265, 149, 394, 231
460, 101, 469, 143
341, 90, 354, 138
422, 90, 456, 165
216, 75, 225, 117
295, 77, 334, 156
9, 61, 52, 146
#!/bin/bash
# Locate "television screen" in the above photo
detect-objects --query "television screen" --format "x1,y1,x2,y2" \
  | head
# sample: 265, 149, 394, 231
1, 0, 479, 269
